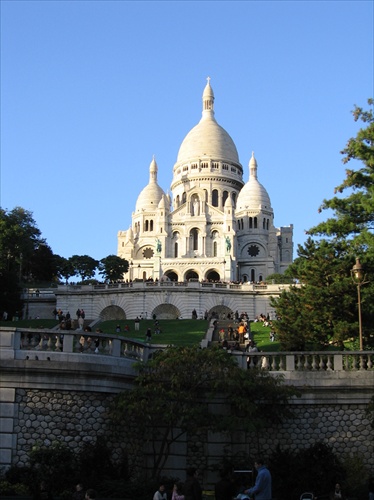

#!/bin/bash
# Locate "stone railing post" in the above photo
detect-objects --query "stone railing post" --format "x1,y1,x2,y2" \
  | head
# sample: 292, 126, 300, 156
334, 354, 343, 371
286, 354, 295, 371
63, 334, 74, 353
111, 338, 122, 357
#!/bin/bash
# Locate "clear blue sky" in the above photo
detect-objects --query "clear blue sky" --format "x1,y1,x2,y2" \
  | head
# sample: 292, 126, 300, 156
1, 1, 373, 262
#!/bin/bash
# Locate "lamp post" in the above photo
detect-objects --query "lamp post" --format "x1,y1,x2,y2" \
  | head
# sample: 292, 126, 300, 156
350, 258, 368, 351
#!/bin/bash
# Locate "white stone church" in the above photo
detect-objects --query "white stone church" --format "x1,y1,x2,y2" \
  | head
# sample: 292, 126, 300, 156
117, 79, 293, 283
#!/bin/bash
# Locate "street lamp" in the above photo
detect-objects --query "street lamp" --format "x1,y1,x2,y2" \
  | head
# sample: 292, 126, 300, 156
350, 257, 368, 350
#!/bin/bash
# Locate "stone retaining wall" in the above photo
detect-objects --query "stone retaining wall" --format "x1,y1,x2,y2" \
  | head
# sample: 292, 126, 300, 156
9, 388, 374, 487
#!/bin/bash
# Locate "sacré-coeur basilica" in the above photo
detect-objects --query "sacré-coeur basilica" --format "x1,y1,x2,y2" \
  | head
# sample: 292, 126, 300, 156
117, 78, 293, 283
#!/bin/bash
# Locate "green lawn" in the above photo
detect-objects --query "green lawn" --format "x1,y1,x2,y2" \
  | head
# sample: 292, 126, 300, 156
98, 319, 209, 347
0, 319, 59, 329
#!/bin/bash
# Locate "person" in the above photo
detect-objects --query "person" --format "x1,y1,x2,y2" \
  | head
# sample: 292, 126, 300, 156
85, 490, 97, 500
184, 467, 202, 500
215, 468, 236, 500
146, 327, 152, 342
172, 482, 185, 500
243, 458, 272, 500
330, 483, 344, 500
369, 476, 374, 500
246, 341, 259, 368
72, 484, 85, 500
134, 316, 140, 331
153, 482, 167, 500
34, 481, 53, 500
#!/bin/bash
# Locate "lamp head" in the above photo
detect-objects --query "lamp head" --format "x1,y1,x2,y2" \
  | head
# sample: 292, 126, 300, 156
352, 257, 364, 282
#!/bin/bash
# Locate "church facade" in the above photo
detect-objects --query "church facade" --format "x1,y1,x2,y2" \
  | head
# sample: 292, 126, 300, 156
118, 79, 293, 283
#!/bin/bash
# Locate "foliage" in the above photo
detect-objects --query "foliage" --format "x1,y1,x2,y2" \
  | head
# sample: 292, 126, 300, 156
0, 207, 57, 317
0, 269, 23, 320
339, 454, 371, 500
269, 442, 346, 500
365, 394, 374, 429
99, 255, 129, 282
308, 99, 374, 247
54, 254, 76, 283
69, 255, 99, 281
0, 479, 30, 496
77, 436, 127, 486
29, 441, 79, 496
271, 100, 374, 350
265, 273, 294, 284
110, 346, 298, 478
271, 239, 356, 350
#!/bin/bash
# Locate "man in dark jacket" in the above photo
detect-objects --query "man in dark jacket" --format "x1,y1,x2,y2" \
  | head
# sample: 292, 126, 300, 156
184, 467, 202, 500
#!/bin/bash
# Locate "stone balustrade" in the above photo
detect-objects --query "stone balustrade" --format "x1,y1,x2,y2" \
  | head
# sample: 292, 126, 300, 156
51, 280, 288, 293
1, 327, 373, 375
1, 327, 161, 363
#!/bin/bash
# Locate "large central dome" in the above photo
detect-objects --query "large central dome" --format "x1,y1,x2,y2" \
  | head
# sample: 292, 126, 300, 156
176, 79, 240, 165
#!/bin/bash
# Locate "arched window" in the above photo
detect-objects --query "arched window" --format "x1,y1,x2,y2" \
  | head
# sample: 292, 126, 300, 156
263, 218, 266, 229
150, 220, 154, 231
174, 242, 178, 258
175, 195, 180, 207
222, 190, 228, 206
251, 269, 255, 282
212, 189, 218, 207
232, 192, 237, 207
249, 217, 253, 228
191, 228, 198, 250
213, 241, 217, 257
267, 219, 269, 230
182, 192, 187, 203
145, 220, 149, 231
254, 217, 258, 229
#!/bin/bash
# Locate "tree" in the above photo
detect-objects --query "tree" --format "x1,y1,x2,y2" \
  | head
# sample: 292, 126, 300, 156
307, 99, 374, 340
110, 346, 298, 479
308, 99, 374, 248
0, 207, 55, 317
271, 238, 356, 350
271, 100, 374, 349
54, 255, 76, 284
0, 207, 43, 279
69, 255, 99, 282
99, 255, 129, 282
28, 243, 57, 283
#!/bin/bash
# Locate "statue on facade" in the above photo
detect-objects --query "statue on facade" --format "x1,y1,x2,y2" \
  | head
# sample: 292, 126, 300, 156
193, 198, 199, 216
225, 236, 231, 253
155, 238, 162, 253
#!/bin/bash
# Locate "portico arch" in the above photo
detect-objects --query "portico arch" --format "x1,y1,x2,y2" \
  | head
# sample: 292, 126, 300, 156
185, 270, 199, 281
100, 305, 126, 321
152, 303, 181, 319
205, 269, 221, 282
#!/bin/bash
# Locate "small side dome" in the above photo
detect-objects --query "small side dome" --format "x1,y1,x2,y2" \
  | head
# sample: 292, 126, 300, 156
158, 194, 168, 209
126, 226, 134, 243
236, 153, 272, 211
135, 157, 166, 212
